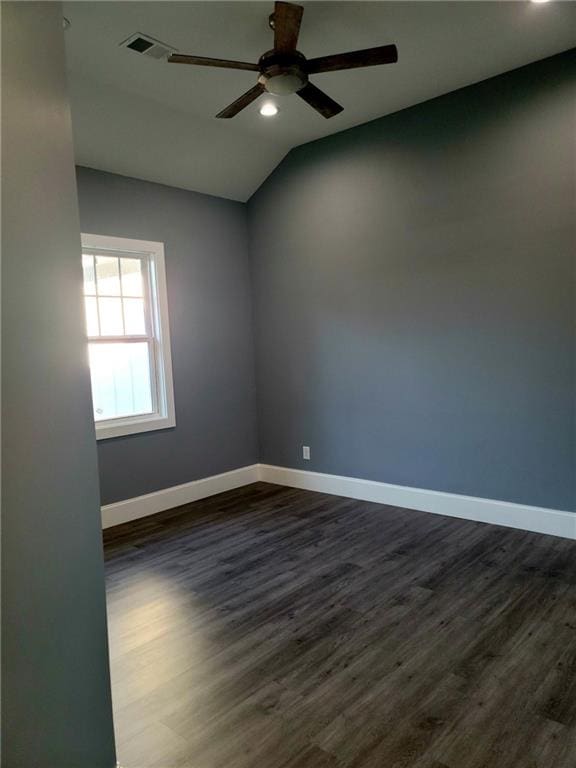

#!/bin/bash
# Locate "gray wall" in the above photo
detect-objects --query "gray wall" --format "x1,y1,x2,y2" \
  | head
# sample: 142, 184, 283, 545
76, 167, 258, 505
1, 4, 116, 766
249, 51, 576, 512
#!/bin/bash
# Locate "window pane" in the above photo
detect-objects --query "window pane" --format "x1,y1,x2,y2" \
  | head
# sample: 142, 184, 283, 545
123, 298, 146, 335
121, 258, 144, 297
84, 296, 99, 336
82, 254, 96, 295
98, 297, 124, 335
96, 255, 121, 296
89, 342, 153, 421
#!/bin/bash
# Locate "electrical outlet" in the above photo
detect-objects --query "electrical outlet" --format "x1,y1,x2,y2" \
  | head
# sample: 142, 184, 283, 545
302, 445, 310, 460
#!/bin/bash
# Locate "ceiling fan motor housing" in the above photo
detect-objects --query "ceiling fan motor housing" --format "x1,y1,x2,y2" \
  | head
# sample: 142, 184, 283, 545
258, 50, 308, 95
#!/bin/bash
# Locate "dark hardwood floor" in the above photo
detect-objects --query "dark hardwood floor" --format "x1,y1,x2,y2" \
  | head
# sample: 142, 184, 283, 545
103, 482, 576, 768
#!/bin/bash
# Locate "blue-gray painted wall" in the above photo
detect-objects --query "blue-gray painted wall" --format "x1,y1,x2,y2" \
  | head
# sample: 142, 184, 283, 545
76, 168, 258, 505
249, 51, 576, 512
2, 4, 116, 765
77, 52, 575, 513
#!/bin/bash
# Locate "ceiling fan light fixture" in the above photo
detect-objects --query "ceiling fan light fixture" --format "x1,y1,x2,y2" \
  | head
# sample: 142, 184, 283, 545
266, 72, 305, 95
260, 102, 279, 117
259, 63, 308, 95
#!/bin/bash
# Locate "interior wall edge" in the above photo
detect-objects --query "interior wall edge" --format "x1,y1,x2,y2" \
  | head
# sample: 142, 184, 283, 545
2, 2, 116, 764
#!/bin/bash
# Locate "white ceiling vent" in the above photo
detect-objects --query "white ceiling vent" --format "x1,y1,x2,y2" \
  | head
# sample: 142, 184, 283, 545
120, 33, 175, 60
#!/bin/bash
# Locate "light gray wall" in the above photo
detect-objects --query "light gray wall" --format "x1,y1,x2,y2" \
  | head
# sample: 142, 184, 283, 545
75, 167, 258, 505
249, 51, 576, 512
1, 4, 116, 766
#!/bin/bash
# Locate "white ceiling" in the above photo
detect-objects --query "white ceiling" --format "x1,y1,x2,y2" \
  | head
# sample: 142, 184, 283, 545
64, 1, 576, 201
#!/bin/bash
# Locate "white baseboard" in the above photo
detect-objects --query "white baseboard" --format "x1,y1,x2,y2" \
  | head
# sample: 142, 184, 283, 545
101, 462, 575, 540
101, 464, 259, 529
259, 464, 576, 540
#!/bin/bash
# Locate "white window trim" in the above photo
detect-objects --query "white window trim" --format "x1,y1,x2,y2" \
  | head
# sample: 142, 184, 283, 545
81, 233, 176, 440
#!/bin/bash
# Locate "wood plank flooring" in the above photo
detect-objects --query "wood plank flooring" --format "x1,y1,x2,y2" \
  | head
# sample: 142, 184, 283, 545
103, 482, 576, 768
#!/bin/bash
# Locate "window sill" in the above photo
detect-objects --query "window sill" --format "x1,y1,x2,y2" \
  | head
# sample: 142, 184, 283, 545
95, 413, 176, 440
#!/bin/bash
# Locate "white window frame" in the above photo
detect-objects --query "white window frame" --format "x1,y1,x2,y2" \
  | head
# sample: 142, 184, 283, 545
81, 233, 176, 440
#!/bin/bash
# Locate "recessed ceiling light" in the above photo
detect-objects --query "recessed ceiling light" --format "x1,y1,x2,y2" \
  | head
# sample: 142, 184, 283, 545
530, 0, 551, 4
259, 102, 279, 117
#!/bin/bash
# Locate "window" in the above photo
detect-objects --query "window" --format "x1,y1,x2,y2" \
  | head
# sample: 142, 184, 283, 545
81, 234, 175, 440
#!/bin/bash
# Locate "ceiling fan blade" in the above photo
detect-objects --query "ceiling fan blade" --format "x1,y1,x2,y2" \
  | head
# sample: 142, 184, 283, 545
216, 83, 265, 118
274, 2, 304, 52
168, 53, 259, 72
297, 82, 343, 119
306, 44, 398, 74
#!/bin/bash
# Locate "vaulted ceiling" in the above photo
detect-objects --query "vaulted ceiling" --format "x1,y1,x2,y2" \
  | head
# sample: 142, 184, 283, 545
64, 1, 576, 201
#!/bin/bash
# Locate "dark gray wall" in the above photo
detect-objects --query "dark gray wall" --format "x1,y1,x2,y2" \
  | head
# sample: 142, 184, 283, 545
76, 167, 258, 505
249, 51, 576, 512
1, 4, 116, 766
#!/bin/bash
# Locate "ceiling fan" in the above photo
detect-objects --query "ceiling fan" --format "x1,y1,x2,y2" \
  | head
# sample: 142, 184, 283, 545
167, 1, 398, 119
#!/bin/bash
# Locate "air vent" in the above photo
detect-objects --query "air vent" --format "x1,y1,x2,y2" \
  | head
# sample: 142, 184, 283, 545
120, 33, 175, 60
